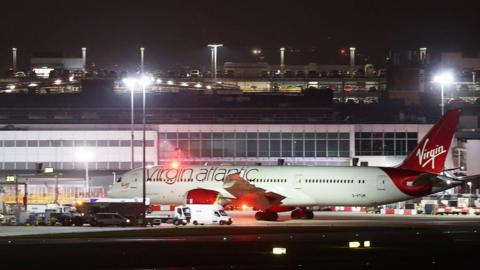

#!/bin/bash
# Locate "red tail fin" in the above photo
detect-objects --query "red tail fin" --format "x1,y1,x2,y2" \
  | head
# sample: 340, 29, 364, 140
399, 109, 461, 174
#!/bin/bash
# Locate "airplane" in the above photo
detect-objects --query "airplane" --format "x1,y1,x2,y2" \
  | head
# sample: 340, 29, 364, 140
108, 109, 480, 221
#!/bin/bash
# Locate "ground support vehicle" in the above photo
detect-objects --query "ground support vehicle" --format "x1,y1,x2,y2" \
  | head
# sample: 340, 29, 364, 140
146, 205, 190, 226
188, 204, 232, 225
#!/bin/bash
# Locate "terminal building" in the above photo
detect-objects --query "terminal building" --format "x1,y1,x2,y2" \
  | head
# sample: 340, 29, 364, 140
1, 120, 477, 204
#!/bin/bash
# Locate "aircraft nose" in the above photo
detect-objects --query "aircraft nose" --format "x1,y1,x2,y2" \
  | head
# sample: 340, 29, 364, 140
106, 185, 117, 197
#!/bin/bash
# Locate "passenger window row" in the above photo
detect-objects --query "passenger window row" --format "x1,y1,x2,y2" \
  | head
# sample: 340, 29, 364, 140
153, 178, 195, 182
250, 179, 287, 183
305, 179, 366, 184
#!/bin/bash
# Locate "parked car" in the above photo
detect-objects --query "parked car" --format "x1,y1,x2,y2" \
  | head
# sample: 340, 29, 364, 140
190, 70, 201, 78
0, 214, 6, 224
15, 71, 26, 77
49, 212, 84, 226
90, 213, 131, 227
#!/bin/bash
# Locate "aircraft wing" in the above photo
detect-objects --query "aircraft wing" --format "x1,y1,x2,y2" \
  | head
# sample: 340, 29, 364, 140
195, 187, 237, 200
221, 173, 288, 210
458, 174, 480, 183
414, 173, 480, 188
188, 173, 312, 210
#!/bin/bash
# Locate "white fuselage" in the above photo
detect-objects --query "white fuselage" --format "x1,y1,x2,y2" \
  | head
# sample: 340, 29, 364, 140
108, 166, 414, 207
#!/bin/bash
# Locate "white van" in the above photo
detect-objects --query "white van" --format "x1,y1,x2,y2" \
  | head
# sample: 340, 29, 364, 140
187, 204, 232, 225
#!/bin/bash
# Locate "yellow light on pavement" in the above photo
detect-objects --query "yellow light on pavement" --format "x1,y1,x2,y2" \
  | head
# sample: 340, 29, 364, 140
272, 247, 286, 255
349, 241, 361, 248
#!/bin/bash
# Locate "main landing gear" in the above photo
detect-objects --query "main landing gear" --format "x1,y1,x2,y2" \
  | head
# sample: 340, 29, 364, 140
254, 211, 279, 221
290, 208, 314, 220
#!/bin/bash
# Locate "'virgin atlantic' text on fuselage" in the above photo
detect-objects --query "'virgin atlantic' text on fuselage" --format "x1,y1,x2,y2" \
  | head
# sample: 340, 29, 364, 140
146, 167, 260, 184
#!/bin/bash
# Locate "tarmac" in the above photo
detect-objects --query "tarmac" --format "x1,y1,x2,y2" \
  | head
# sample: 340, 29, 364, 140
2, 211, 480, 268
1, 211, 480, 236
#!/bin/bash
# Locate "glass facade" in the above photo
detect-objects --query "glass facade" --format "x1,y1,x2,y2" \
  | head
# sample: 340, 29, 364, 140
0, 140, 154, 147
0, 161, 153, 171
159, 132, 350, 159
0, 139, 156, 170
354, 132, 418, 156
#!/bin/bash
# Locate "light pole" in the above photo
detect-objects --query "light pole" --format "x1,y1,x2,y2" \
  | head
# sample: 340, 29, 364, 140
349, 47, 356, 67
139, 75, 152, 226
208, 44, 223, 85
76, 148, 93, 197
12, 48, 17, 74
123, 78, 137, 169
433, 71, 454, 116
280, 47, 286, 77
140, 47, 145, 74
82, 47, 87, 72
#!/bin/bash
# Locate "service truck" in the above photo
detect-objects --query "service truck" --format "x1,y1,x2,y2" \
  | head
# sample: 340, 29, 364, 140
146, 205, 191, 226
188, 204, 232, 225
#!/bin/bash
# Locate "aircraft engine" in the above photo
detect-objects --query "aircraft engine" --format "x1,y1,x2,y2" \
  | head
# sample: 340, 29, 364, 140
186, 188, 220, 204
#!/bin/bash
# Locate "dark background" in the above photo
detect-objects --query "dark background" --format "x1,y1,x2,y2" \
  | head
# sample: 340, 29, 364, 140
1, 0, 479, 72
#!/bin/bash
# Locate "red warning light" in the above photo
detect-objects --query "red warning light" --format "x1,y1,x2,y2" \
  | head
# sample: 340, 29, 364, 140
340, 48, 347, 56
170, 160, 180, 169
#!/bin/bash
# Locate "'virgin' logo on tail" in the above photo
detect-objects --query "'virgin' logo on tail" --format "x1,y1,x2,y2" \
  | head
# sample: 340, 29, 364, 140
416, 138, 446, 169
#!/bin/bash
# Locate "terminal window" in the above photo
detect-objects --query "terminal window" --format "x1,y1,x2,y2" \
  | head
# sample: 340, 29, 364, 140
354, 132, 418, 156
159, 132, 350, 159
0, 139, 154, 148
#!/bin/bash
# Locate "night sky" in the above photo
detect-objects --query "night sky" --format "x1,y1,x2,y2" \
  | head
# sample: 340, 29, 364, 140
1, 0, 479, 72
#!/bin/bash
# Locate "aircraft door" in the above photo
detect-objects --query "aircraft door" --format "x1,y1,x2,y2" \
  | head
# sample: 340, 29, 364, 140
376, 175, 387, 190
294, 174, 304, 189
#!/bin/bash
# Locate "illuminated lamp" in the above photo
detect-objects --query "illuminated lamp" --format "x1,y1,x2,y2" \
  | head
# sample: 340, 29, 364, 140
272, 247, 286, 255
139, 75, 153, 87
349, 241, 361, 248
170, 160, 180, 169
43, 167, 54, 174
